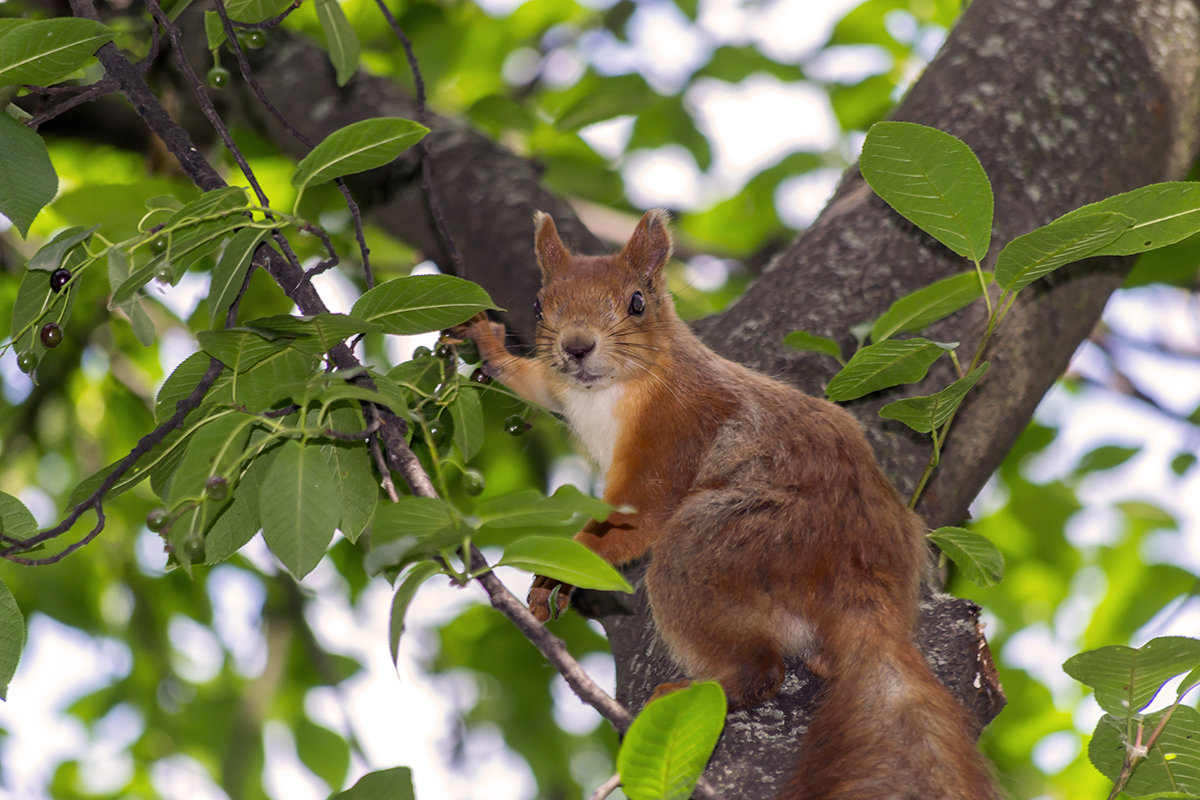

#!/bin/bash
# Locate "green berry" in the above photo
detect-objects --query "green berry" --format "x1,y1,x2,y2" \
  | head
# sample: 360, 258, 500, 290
205, 476, 229, 501
151, 236, 168, 253
244, 30, 267, 49
40, 322, 62, 349
412, 345, 433, 360
183, 534, 206, 560
461, 468, 485, 496
426, 419, 448, 446
146, 509, 169, 533
156, 267, 173, 283
50, 268, 71, 292
504, 415, 527, 436
207, 66, 231, 88
16, 352, 36, 374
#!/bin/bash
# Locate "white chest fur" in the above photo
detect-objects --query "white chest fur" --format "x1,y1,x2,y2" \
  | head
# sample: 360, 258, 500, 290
558, 383, 625, 474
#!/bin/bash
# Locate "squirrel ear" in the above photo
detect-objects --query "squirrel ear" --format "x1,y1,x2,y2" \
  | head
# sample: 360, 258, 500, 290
533, 211, 571, 279
622, 209, 673, 280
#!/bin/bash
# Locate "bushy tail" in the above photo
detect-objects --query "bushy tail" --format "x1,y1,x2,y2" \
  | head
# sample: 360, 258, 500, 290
780, 623, 999, 800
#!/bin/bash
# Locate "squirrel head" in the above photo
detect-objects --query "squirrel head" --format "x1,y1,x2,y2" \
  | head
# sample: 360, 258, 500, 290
531, 209, 678, 390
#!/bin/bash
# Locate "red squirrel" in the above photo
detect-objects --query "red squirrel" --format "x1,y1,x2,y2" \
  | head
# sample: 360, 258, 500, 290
456, 210, 999, 800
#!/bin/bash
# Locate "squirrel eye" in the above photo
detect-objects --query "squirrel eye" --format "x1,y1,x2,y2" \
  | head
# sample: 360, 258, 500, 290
533, 299, 543, 321
628, 291, 645, 316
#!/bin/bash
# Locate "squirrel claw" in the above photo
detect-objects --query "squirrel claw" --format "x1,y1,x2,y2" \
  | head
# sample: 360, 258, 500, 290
528, 576, 573, 622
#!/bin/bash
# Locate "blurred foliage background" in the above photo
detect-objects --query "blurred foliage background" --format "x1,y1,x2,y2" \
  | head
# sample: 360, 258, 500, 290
0, 0, 1198, 798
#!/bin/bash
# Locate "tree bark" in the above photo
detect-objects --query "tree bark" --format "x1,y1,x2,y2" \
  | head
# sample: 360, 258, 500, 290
175, 0, 1200, 794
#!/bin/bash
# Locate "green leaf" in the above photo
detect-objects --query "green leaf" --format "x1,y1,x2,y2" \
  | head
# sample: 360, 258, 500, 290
0, 114, 57, 237
203, 11, 226, 50
1170, 452, 1197, 477
555, 73, 657, 131
928, 526, 1004, 587
351, 275, 497, 335
0, 577, 25, 701
245, 313, 383, 353
210, 227, 267, 326
995, 212, 1134, 293
870, 271, 992, 342
320, 434, 378, 543
197, 328, 294, 372
0, 492, 37, 545
224, 0, 294, 23
449, 386, 484, 462
27, 225, 97, 272
475, 484, 615, 531
259, 439, 341, 579
0, 19, 115, 87
389, 562, 440, 668
1074, 444, 1140, 476
167, 412, 254, 505
783, 330, 844, 363
824, 338, 957, 402
1058, 181, 1200, 256
329, 767, 415, 800
295, 719, 350, 791
860, 121, 993, 261
313, 0, 360, 87
878, 363, 988, 433
498, 536, 633, 593
292, 118, 428, 197
617, 682, 727, 800
1064, 636, 1200, 716
1088, 706, 1200, 798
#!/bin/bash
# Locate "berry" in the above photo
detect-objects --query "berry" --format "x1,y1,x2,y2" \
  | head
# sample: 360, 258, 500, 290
183, 534, 206, 560
504, 415, 527, 437
207, 66, 231, 88
461, 468, 485, 496
425, 419, 447, 446
40, 322, 62, 349
156, 267, 173, 284
470, 368, 490, 385
151, 236, 168, 253
146, 509, 169, 533
411, 346, 433, 360
205, 476, 229, 501
244, 30, 267, 49
436, 342, 455, 361
16, 352, 36, 374
50, 268, 71, 292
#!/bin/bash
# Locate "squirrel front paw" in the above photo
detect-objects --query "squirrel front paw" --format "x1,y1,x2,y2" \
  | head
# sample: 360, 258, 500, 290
447, 312, 505, 346
527, 575, 574, 622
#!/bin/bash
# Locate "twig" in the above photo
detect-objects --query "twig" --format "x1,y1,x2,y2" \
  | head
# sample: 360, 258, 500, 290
371, 0, 465, 275
587, 773, 621, 800
25, 78, 116, 126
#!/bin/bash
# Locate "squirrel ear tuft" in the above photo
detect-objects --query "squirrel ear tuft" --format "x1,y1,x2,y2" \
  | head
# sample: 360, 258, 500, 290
622, 209, 673, 280
533, 211, 571, 279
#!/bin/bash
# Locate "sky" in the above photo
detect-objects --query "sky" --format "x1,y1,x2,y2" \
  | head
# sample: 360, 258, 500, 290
2, 0, 1200, 799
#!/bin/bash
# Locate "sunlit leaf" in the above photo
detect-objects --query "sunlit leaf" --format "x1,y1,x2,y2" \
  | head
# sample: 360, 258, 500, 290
389, 562, 440, 668
1057, 181, 1200, 256
825, 338, 957, 401
330, 766, 415, 800
1088, 706, 1200, 798
292, 117, 427, 197
618, 682, 727, 800
995, 212, 1133, 293
1064, 636, 1200, 716
351, 275, 496, 335
313, 0, 360, 86
860, 121, 993, 261
498, 536, 632, 593
0, 577, 24, 701
928, 526, 1004, 587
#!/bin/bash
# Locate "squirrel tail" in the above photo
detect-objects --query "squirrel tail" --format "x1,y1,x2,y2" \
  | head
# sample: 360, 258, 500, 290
780, 618, 999, 800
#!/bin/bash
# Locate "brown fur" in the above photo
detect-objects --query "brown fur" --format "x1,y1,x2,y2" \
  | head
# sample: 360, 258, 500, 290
457, 211, 999, 800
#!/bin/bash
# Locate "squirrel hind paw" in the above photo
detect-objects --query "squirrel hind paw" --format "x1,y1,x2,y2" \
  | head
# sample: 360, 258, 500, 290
527, 577, 573, 622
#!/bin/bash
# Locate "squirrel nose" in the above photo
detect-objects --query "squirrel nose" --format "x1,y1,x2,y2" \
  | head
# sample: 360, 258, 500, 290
561, 335, 595, 361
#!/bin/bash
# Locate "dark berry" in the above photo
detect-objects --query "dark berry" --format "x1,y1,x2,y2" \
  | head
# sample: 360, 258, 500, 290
244, 30, 266, 49
146, 509, 169, 533
426, 419, 447, 446
470, 368, 490, 385
412, 346, 433, 360
40, 322, 62, 349
436, 342, 455, 361
461, 468, 485, 496
504, 415, 527, 436
207, 66, 230, 88
205, 476, 228, 501
183, 534, 206, 560
16, 352, 36, 374
50, 268, 71, 292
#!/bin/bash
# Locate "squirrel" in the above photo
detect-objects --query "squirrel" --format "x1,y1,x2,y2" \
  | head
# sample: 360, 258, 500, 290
455, 209, 999, 800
